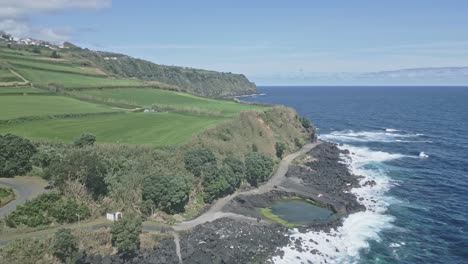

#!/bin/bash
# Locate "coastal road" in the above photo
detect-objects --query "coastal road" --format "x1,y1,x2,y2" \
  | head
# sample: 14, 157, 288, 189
174, 141, 321, 231
0, 177, 48, 218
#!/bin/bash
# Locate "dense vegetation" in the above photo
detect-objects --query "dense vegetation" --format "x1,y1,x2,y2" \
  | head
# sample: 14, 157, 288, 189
111, 214, 143, 254
52, 228, 78, 263
0, 133, 36, 177
4, 192, 90, 227
0, 186, 14, 207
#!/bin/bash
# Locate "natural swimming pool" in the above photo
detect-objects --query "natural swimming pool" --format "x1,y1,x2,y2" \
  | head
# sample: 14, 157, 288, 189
270, 200, 333, 224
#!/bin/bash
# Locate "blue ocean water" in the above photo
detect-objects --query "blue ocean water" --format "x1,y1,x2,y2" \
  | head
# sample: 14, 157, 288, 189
243, 86, 468, 264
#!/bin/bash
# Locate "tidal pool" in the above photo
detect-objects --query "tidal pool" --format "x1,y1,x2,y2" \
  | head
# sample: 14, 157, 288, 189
270, 200, 333, 224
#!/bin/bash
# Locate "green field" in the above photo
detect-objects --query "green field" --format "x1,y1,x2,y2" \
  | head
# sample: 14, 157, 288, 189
4, 56, 102, 76
0, 95, 116, 120
0, 86, 47, 94
0, 68, 21, 83
82, 88, 265, 116
14, 67, 142, 89
0, 112, 227, 146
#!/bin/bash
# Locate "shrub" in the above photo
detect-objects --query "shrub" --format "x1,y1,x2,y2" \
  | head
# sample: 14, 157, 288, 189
202, 165, 240, 203
142, 174, 191, 214
245, 152, 274, 187
52, 228, 78, 263
223, 155, 245, 180
111, 214, 143, 254
275, 142, 287, 158
73, 133, 96, 147
45, 148, 108, 199
50, 50, 61, 58
298, 116, 312, 129
4, 192, 90, 227
184, 148, 216, 177
0, 134, 37, 177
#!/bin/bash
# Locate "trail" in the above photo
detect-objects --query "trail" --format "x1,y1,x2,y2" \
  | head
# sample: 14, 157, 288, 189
174, 141, 320, 231
0, 177, 47, 217
173, 232, 182, 264
0, 69, 30, 87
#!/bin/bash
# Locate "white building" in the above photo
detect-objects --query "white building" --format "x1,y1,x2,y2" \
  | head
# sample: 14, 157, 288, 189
106, 212, 123, 222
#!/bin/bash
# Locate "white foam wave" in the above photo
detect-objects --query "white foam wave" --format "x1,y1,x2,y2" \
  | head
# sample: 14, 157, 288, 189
419, 152, 429, 158
272, 145, 400, 264
385, 128, 399, 132
320, 130, 422, 143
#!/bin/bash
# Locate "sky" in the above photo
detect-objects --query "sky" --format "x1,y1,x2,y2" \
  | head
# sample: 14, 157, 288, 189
1, 0, 468, 85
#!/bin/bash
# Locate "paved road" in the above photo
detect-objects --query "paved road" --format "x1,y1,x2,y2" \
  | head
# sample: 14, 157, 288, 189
0, 177, 48, 217
174, 141, 320, 231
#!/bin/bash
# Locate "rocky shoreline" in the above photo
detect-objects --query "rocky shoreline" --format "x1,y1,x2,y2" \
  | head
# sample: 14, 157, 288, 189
81, 142, 366, 264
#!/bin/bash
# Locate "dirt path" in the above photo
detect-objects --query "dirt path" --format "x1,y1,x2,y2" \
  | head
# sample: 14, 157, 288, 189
174, 141, 320, 231
0, 177, 48, 218
0, 69, 30, 87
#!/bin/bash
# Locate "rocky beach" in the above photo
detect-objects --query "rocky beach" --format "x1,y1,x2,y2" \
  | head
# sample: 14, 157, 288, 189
80, 141, 367, 264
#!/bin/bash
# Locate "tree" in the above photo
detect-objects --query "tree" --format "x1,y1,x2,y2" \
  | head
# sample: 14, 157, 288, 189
142, 174, 191, 213
52, 228, 78, 263
275, 142, 287, 158
184, 148, 216, 177
223, 155, 245, 180
0, 134, 37, 177
111, 215, 143, 255
32, 46, 41, 54
245, 152, 274, 187
45, 148, 108, 199
50, 50, 61, 58
202, 165, 240, 203
73, 133, 96, 147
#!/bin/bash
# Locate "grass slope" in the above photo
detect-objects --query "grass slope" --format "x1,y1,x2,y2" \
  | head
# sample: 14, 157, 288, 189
81, 88, 265, 116
15, 67, 142, 89
0, 95, 116, 120
0, 69, 21, 83
0, 112, 227, 146
0, 86, 47, 94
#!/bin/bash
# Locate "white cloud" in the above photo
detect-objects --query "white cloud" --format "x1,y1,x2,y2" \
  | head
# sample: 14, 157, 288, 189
0, 0, 111, 42
0, 0, 111, 17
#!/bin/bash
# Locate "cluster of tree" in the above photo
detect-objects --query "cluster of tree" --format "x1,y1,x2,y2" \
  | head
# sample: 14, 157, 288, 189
52, 228, 78, 263
50, 50, 61, 59
245, 152, 274, 187
111, 214, 143, 255
0, 134, 37, 178
4, 192, 90, 227
184, 148, 274, 201
44, 147, 108, 200
142, 174, 191, 214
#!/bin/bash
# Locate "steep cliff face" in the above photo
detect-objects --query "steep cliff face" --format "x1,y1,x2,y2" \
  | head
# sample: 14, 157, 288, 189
75, 49, 257, 97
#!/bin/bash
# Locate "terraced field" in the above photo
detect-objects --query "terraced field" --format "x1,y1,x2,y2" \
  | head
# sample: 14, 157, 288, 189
0, 112, 226, 146
0, 44, 266, 146
80, 88, 264, 116
0, 95, 116, 120
0, 86, 47, 94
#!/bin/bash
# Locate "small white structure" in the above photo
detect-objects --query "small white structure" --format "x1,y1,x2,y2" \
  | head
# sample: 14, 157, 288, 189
106, 212, 123, 222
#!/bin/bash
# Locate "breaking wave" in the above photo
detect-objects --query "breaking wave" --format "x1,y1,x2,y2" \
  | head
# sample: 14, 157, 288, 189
320, 129, 425, 143
272, 142, 404, 264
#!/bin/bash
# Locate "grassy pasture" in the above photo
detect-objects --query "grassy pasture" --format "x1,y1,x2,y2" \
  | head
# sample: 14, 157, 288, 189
0, 68, 21, 83
0, 95, 116, 120
14, 66, 142, 89
0, 86, 47, 94
81, 88, 266, 116
0, 112, 227, 146
4, 56, 102, 76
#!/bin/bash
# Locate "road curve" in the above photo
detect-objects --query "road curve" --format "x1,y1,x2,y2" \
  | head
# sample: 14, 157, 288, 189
0, 177, 48, 218
174, 141, 321, 231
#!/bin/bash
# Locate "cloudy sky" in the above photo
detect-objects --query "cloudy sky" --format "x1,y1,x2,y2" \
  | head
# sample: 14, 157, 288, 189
1, 0, 467, 85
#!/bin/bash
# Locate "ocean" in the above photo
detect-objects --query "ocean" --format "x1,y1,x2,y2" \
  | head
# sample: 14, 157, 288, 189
243, 86, 468, 264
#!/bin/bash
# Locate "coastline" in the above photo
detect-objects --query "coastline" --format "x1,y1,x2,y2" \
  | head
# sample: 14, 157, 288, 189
80, 141, 369, 264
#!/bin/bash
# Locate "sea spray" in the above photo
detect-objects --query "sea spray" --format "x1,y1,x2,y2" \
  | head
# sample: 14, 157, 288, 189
272, 142, 402, 264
